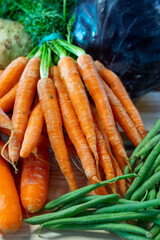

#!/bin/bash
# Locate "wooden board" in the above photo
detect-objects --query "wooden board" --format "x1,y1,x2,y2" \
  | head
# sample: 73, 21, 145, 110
1, 91, 160, 240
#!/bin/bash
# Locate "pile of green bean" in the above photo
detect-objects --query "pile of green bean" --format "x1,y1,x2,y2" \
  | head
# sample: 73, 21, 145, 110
24, 173, 160, 240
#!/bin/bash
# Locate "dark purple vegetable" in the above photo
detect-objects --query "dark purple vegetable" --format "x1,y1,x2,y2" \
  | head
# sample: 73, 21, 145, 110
72, 0, 160, 98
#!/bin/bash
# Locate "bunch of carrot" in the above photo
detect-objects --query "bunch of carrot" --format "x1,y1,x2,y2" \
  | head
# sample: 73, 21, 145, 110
0, 40, 146, 234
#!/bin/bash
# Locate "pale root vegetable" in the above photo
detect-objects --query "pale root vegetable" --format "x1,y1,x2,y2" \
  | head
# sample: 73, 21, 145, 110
0, 56, 28, 98
0, 82, 18, 113
95, 60, 146, 139
20, 99, 44, 158
77, 54, 128, 172
21, 134, 50, 213
9, 57, 40, 163
58, 56, 99, 168
0, 19, 33, 70
38, 77, 77, 191
0, 155, 22, 233
50, 66, 107, 195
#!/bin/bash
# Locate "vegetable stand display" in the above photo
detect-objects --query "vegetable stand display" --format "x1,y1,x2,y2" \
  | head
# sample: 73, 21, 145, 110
1, 1, 160, 240
0, 91, 160, 240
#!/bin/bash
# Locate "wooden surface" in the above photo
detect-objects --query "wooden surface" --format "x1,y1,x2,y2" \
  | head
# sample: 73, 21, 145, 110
0, 91, 160, 240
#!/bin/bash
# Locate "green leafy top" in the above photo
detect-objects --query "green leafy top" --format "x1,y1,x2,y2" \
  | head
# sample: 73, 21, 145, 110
0, 0, 76, 45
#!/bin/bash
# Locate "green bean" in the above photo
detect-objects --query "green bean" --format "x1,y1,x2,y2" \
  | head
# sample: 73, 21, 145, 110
134, 162, 144, 174
114, 231, 152, 240
93, 199, 160, 214
157, 189, 160, 199
150, 224, 160, 238
155, 165, 160, 173
24, 194, 119, 224
43, 222, 151, 238
140, 191, 149, 202
42, 211, 159, 228
136, 134, 160, 158
43, 173, 135, 210
125, 141, 160, 200
55, 195, 102, 212
147, 187, 156, 202
143, 154, 160, 182
124, 118, 160, 174
155, 232, 160, 240
130, 171, 160, 201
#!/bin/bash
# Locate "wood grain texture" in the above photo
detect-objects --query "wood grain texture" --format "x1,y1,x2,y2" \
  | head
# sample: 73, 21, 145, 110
0, 91, 159, 240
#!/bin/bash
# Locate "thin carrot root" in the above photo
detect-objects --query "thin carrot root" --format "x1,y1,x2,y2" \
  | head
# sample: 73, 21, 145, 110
1, 129, 18, 172
34, 153, 54, 167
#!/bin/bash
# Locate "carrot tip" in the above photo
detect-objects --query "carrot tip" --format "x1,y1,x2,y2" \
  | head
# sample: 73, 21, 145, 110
91, 175, 100, 183
34, 153, 52, 167
1, 129, 18, 172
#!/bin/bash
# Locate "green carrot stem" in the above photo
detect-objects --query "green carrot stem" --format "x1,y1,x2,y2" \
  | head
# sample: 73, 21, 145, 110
40, 43, 51, 79
51, 40, 67, 59
26, 45, 39, 59
57, 39, 85, 57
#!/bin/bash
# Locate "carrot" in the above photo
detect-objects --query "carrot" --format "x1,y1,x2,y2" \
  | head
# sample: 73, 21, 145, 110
0, 108, 12, 131
38, 77, 77, 191
77, 54, 128, 172
95, 61, 146, 139
58, 56, 99, 168
51, 66, 107, 193
0, 57, 28, 98
0, 155, 22, 233
102, 80, 142, 146
20, 99, 44, 158
9, 57, 40, 163
21, 134, 50, 213
92, 109, 127, 196
92, 113, 116, 193
64, 134, 108, 195
0, 82, 18, 113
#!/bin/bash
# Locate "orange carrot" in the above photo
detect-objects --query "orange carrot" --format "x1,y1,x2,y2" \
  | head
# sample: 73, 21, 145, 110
77, 54, 128, 172
21, 134, 50, 213
58, 56, 99, 168
9, 57, 40, 163
102, 80, 142, 146
0, 108, 12, 131
92, 108, 128, 196
0, 155, 22, 233
95, 61, 146, 139
0, 82, 18, 113
51, 66, 107, 191
20, 99, 44, 158
38, 77, 77, 191
0, 57, 28, 98
0, 127, 11, 137
93, 114, 116, 193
